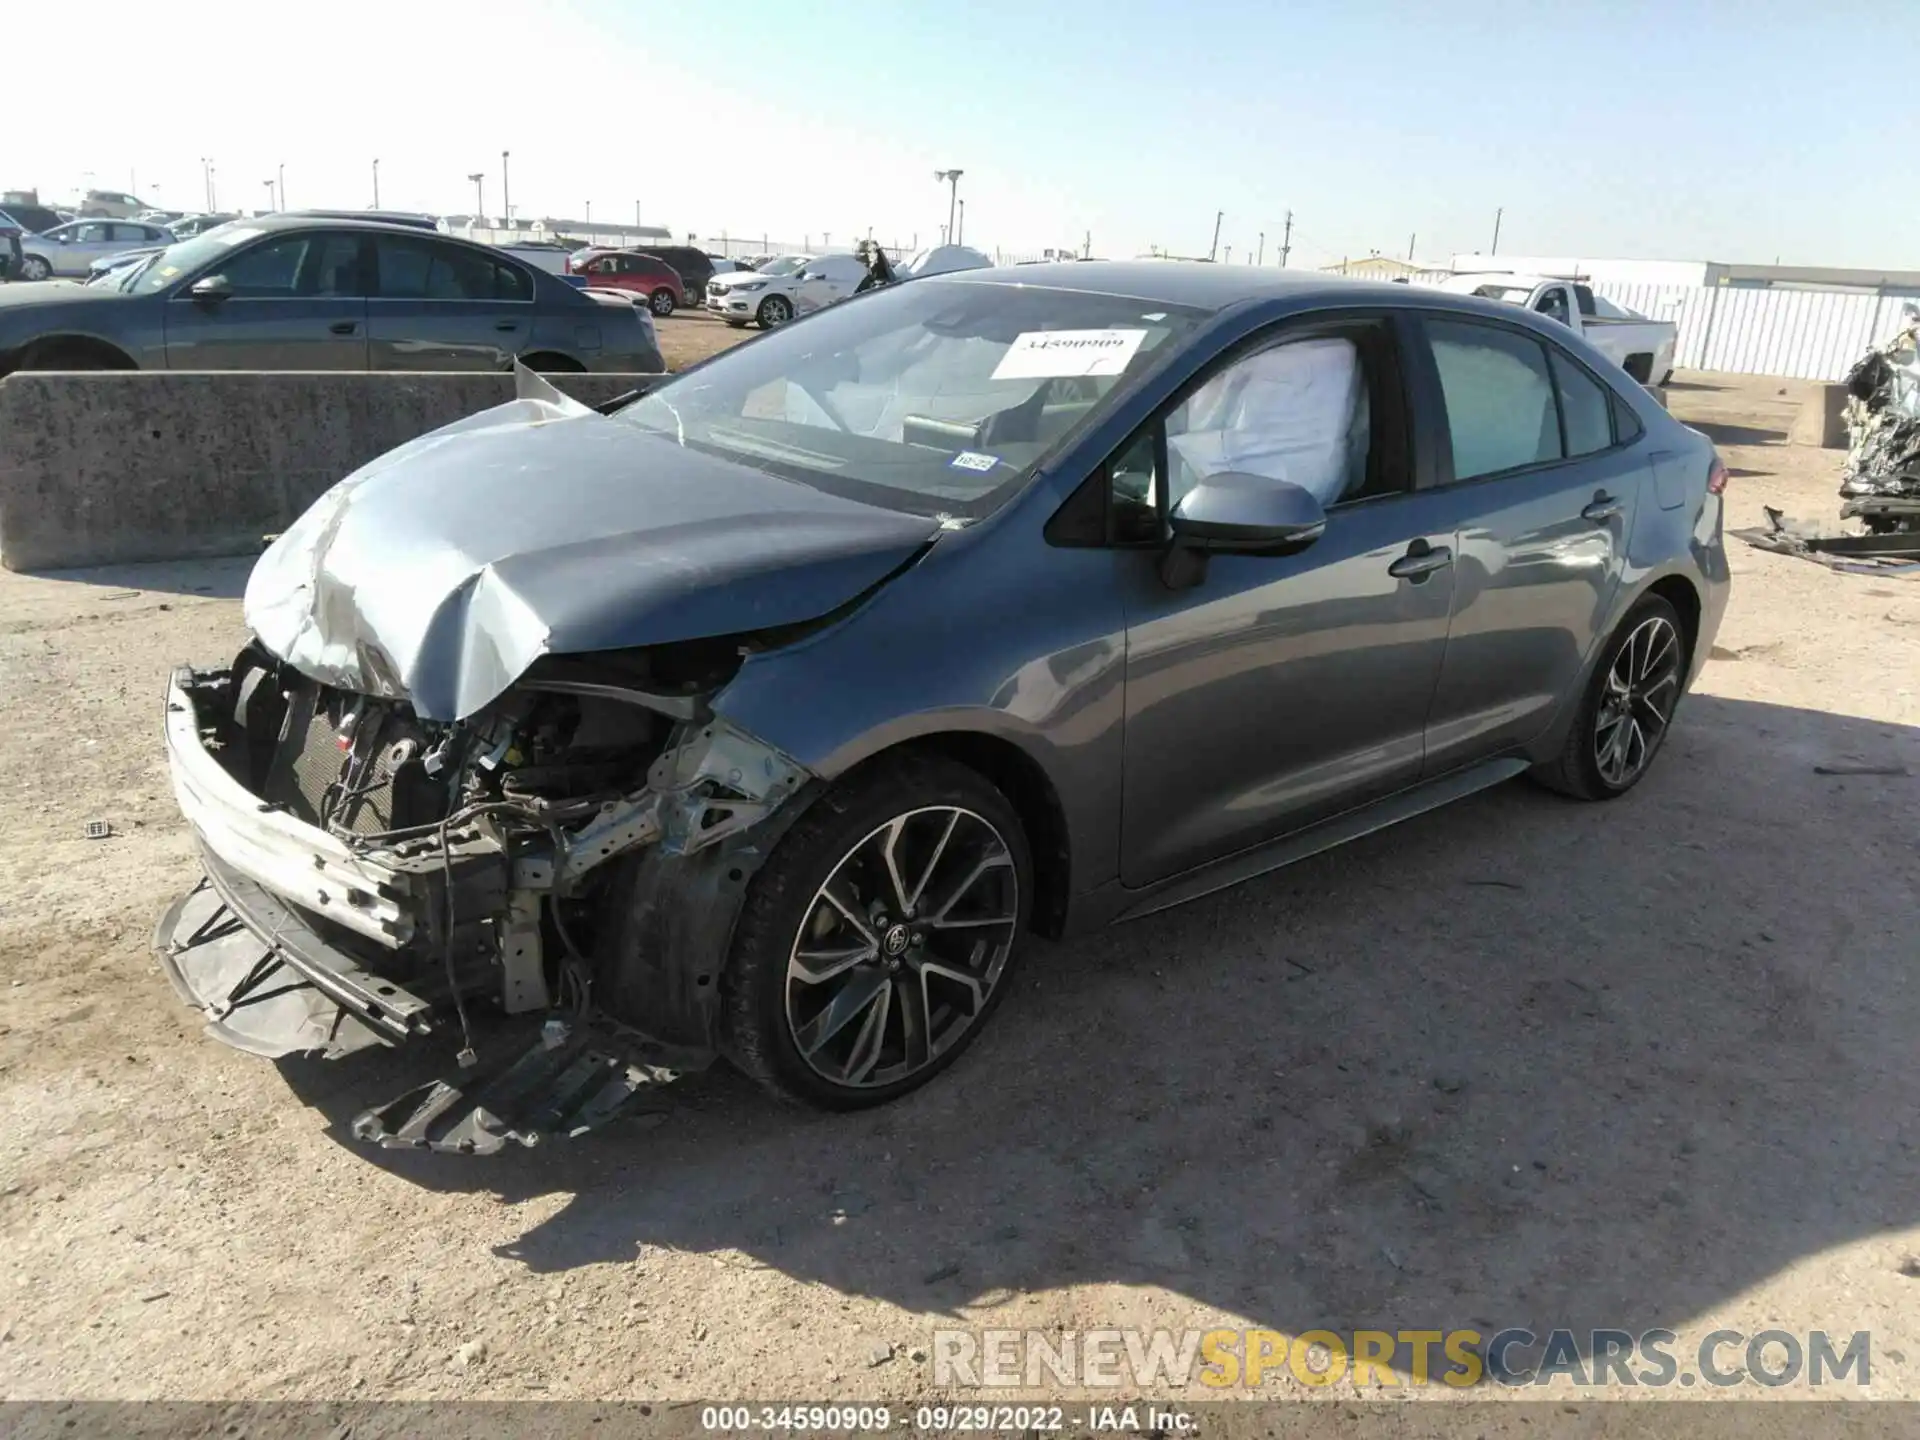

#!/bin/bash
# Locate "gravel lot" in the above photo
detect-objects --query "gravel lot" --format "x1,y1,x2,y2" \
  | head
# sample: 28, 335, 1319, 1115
1, 370, 1917, 1408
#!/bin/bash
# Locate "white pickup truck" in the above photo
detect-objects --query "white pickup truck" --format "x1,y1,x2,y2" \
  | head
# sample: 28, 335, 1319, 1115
1434, 273, 1677, 386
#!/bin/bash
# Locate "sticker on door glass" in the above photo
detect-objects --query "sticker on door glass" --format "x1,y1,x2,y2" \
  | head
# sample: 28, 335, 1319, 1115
949, 450, 999, 473
991, 328, 1148, 380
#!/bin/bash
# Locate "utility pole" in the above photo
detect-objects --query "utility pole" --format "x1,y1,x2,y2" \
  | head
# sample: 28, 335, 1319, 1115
501, 150, 511, 228
934, 170, 963, 244
277, 163, 285, 211
1083, 230, 1091, 259
635, 199, 642, 228
1408, 231, 1416, 261
1256, 231, 1265, 265
371, 158, 379, 209
1279, 210, 1293, 268
1223, 244, 1232, 264
1209, 210, 1223, 262
207, 162, 216, 211
957, 198, 965, 245
469, 173, 485, 221
585, 200, 592, 225
1491, 206, 1503, 256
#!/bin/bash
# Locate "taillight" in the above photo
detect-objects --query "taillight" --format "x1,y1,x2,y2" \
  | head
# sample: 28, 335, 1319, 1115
1707, 456, 1728, 495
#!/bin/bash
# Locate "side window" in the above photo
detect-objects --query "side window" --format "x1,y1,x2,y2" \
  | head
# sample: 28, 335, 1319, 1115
1427, 320, 1562, 481
1549, 349, 1614, 457
375, 238, 433, 297
1573, 284, 1598, 318
495, 260, 532, 302
1163, 336, 1373, 511
1534, 288, 1571, 326
76, 223, 111, 243
423, 244, 497, 299
220, 236, 312, 296
310, 236, 366, 296
1106, 427, 1162, 545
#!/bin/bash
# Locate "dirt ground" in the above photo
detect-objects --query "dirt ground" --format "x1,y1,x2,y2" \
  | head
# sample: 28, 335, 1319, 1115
656, 307, 760, 372
1, 370, 1918, 1412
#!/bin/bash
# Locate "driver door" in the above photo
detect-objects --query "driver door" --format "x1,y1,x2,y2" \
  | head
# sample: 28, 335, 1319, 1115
164, 230, 369, 369
1115, 316, 1460, 888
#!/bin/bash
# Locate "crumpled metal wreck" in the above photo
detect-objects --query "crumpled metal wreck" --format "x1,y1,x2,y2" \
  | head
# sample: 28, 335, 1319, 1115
1840, 302, 1920, 533
160, 368, 950, 1152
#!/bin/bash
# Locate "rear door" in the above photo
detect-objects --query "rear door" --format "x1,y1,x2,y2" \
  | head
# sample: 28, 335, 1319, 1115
1407, 316, 1645, 772
366, 235, 537, 369
162, 230, 369, 369
793, 256, 866, 314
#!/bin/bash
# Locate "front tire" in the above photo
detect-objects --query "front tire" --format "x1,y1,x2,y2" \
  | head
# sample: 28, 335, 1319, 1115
649, 287, 676, 317
1533, 595, 1689, 800
756, 294, 793, 328
721, 754, 1032, 1109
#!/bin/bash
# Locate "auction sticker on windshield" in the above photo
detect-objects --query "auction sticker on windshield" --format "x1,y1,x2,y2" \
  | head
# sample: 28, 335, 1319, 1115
992, 328, 1148, 380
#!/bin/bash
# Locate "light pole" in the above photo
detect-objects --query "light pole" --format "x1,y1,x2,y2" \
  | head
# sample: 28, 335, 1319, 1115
278, 163, 284, 210
957, 198, 965, 245
1257, 231, 1265, 265
1490, 206, 1503, 256
585, 200, 591, 226
635, 199, 642, 229
371, 158, 380, 209
468, 173, 485, 222
1209, 209, 1223, 262
501, 150, 511, 228
934, 169, 963, 245
262, 179, 274, 212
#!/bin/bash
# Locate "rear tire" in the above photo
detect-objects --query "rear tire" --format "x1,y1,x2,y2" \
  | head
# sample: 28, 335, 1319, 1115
1532, 595, 1689, 801
720, 753, 1032, 1109
649, 287, 676, 317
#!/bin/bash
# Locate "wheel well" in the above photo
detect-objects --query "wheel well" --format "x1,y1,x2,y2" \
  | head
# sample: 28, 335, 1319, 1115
520, 351, 584, 373
17, 335, 137, 371
1645, 574, 1701, 661
887, 733, 1073, 940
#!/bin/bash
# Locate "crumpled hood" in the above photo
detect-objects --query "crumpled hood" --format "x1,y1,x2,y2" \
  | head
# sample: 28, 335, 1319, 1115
245, 374, 941, 721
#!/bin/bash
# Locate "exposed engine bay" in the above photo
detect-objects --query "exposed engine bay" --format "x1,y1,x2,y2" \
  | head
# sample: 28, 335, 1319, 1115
158, 636, 814, 1151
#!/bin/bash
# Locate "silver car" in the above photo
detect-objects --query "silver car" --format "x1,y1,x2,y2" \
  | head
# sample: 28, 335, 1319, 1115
19, 219, 176, 280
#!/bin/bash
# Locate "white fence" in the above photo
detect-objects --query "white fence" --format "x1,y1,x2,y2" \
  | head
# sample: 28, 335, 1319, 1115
1587, 283, 1916, 382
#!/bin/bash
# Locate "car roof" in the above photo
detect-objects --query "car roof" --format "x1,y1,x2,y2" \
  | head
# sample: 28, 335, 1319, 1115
199, 212, 458, 239
932, 260, 1420, 312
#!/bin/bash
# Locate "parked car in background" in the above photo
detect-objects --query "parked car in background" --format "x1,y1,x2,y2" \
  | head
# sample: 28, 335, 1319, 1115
0, 214, 663, 374
899, 244, 994, 278
1433, 273, 1677, 385
18, 219, 175, 280
631, 245, 716, 305
705, 252, 869, 328
78, 189, 155, 218
153, 264, 1727, 1137
708, 258, 753, 275
0, 222, 20, 282
568, 250, 686, 315
86, 245, 167, 284
0, 202, 65, 235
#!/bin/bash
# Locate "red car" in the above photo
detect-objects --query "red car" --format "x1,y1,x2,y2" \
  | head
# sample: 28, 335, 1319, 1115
564, 250, 685, 316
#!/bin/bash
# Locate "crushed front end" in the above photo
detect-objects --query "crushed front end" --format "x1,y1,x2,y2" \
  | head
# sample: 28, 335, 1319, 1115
157, 638, 810, 1152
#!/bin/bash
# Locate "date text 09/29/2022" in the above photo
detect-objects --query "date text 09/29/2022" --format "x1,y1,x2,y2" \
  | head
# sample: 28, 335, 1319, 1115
698, 1405, 1193, 1432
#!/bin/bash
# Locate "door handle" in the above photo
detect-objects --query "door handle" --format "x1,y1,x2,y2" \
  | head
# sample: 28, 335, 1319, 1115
1581, 493, 1623, 523
329, 320, 359, 335
1388, 541, 1453, 581
495, 320, 522, 332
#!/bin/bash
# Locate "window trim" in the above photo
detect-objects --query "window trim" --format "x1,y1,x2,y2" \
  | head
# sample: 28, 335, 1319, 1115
1046, 307, 1418, 550
1407, 312, 1645, 490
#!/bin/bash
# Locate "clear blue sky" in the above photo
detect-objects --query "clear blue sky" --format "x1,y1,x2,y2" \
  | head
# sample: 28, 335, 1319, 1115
12, 0, 1914, 267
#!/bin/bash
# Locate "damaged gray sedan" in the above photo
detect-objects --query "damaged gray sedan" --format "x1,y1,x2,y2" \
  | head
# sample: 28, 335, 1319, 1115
159, 264, 1728, 1152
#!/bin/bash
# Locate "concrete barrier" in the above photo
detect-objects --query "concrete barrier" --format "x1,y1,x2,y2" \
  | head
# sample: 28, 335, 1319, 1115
0, 371, 664, 571
1789, 382, 1850, 449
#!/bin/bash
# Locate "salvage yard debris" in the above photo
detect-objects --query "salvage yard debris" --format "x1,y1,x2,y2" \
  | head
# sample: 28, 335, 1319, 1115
1840, 303, 1920, 534
1732, 507, 1920, 574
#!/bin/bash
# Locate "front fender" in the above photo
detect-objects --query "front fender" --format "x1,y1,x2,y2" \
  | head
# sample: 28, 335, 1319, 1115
711, 504, 1131, 899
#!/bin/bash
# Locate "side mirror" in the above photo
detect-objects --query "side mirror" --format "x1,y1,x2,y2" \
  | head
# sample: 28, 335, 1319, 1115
189, 274, 231, 302
1162, 472, 1325, 587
